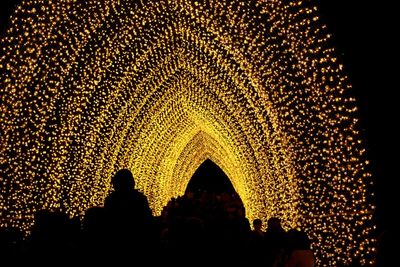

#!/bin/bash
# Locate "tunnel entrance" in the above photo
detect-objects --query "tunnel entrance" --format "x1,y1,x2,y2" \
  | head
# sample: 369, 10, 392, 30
184, 159, 246, 216
185, 159, 237, 194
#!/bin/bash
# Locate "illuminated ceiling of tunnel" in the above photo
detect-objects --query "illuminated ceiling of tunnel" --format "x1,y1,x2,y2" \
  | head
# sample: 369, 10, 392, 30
0, 0, 376, 265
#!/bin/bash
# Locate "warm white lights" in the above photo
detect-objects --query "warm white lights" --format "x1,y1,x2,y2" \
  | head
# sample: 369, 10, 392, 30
0, 0, 375, 265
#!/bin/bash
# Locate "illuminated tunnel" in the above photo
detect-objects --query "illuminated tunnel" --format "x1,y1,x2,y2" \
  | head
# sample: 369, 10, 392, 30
0, 0, 376, 265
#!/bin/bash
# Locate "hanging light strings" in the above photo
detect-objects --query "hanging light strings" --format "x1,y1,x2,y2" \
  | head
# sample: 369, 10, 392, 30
0, 0, 376, 265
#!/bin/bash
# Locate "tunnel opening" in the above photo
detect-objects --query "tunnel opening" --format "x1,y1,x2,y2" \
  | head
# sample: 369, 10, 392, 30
185, 159, 237, 195
184, 159, 246, 216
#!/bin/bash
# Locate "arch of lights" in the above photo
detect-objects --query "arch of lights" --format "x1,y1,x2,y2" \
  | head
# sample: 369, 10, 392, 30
0, 0, 376, 265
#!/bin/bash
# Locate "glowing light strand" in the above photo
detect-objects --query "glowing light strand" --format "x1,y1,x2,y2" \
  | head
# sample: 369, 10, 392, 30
0, 0, 376, 265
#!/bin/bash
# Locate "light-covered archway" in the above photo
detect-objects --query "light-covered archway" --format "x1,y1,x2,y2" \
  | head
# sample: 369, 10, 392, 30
0, 0, 376, 265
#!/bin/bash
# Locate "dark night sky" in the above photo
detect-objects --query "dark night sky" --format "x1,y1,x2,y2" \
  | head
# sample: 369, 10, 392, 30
318, 0, 397, 231
1, 1, 396, 230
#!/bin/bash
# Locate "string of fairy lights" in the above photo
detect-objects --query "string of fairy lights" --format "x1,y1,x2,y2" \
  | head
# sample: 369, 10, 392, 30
1, 0, 376, 265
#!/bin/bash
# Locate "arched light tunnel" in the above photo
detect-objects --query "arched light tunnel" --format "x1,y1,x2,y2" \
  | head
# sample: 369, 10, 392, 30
0, 0, 376, 265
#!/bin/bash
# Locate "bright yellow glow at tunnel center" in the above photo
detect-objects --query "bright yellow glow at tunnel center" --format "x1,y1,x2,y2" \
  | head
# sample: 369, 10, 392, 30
128, 96, 299, 228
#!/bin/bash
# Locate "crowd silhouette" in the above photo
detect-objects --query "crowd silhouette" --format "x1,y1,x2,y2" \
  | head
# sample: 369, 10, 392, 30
0, 169, 392, 266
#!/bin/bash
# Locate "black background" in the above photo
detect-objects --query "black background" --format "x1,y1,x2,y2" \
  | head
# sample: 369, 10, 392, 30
1, 0, 396, 232
318, 0, 396, 232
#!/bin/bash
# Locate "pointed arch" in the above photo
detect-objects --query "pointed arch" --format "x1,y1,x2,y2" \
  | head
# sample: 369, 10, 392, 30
0, 0, 376, 265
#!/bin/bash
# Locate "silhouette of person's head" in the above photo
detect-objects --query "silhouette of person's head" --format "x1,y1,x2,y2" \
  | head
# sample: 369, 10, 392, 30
267, 217, 284, 232
111, 169, 135, 192
287, 229, 311, 250
253, 218, 262, 231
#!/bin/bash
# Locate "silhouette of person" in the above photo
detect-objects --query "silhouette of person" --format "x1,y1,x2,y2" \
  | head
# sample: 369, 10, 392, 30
248, 219, 267, 265
285, 229, 315, 267
252, 218, 265, 237
264, 217, 287, 267
81, 207, 108, 261
104, 169, 152, 220
104, 169, 153, 261
26, 210, 76, 264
